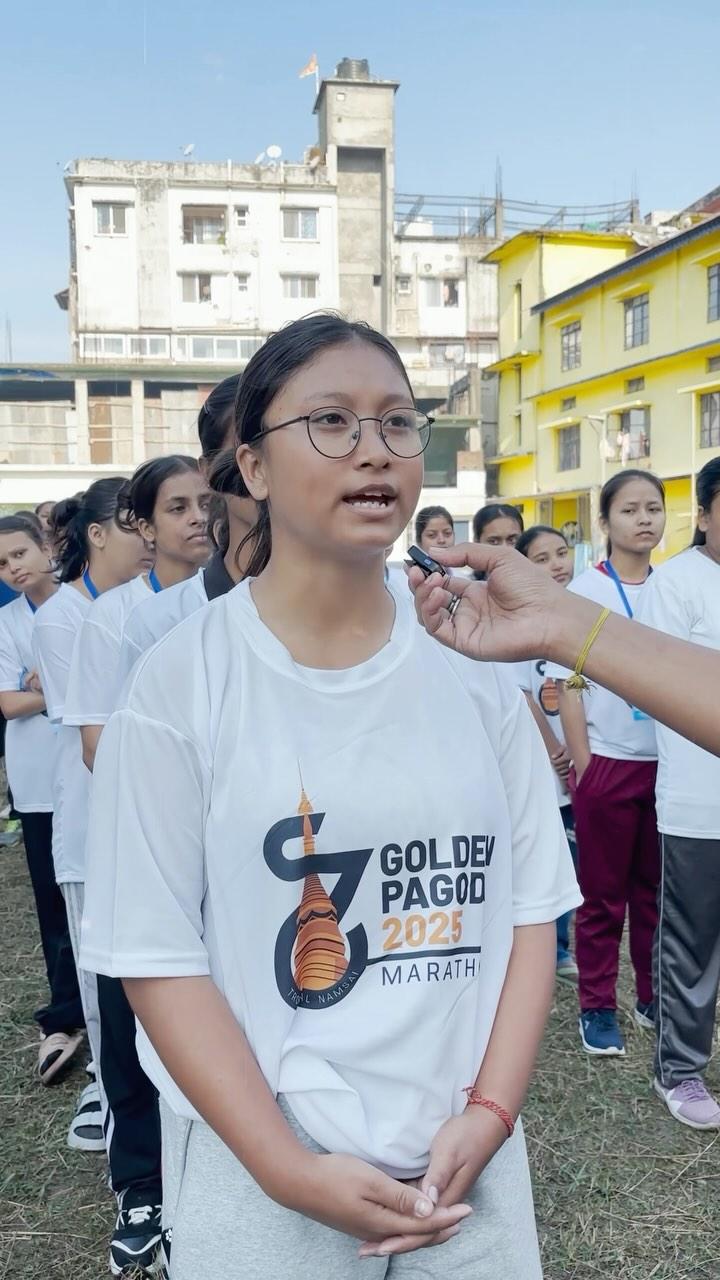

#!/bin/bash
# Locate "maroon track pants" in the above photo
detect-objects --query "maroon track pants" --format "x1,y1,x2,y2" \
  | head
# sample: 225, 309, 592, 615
570, 755, 659, 1011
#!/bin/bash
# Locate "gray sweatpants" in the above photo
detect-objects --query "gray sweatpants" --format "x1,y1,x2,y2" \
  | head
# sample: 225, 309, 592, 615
166, 1098, 542, 1279
654, 833, 720, 1087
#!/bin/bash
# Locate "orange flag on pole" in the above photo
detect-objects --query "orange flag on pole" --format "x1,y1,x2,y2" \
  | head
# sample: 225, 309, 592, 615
299, 52, 318, 78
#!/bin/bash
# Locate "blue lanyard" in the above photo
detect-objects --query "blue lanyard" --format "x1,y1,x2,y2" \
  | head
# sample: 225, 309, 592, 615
82, 569, 99, 599
148, 569, 163, 594
601, 560, 651, 619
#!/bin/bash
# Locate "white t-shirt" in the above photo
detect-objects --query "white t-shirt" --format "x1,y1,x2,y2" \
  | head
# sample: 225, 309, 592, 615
116, 570, 209, 690
64, 575, 151, 728
511, 660, 570, 807
32, 585, 92, 883
0, 596, 54, 812
547, 564, 657, 761
636, 547, 720, 837
81, 579, 580, 1179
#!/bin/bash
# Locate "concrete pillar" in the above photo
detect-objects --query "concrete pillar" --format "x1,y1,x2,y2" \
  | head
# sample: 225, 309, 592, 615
131, 379, 146, 464
74, 377, 91, 466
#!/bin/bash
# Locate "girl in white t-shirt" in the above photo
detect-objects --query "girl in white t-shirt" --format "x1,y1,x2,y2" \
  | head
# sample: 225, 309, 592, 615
81, 315, 579, 1280
514, 525, 577, 980
638, 458, 720, 1131
415, 505, 455, 552
0, 516, 86, 1084
32, 480, 151, 1141
549, 470, 665, 1060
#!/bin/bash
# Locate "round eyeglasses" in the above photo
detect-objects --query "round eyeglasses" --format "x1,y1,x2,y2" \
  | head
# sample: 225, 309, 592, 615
248, 406, 433, 459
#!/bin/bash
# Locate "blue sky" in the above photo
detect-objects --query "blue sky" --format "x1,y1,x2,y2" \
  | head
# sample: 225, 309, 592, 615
3, 0, 719, 361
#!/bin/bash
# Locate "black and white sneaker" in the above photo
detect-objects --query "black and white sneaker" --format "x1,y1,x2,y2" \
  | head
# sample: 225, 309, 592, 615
110, 1185, 163, 1276
159, 1227, 172, 1279
67, 1080, 105, 1152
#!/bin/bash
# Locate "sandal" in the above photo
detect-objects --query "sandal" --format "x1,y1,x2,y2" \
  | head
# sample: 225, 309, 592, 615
67, 1080, 106, 1152
37, 1029, 84, 1085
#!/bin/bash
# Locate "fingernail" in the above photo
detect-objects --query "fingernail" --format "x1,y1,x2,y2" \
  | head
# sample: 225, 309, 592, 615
457, 1205, 474, 1218
414, 1196, 433, 1217
428, 1185, 439, 1205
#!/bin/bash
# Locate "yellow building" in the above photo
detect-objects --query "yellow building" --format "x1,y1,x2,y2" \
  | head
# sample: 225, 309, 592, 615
486, 215, 720, 557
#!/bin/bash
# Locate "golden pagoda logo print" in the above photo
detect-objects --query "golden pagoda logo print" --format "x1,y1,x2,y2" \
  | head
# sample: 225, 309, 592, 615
292, 786, 349, 990
263, 768, 372, 1011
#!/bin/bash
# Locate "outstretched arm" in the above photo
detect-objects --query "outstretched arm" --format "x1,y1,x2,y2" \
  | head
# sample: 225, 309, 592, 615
408, 544, 720, 758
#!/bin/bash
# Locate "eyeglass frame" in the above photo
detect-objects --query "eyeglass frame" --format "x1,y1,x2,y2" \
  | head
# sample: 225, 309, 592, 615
245, 405, 434, 459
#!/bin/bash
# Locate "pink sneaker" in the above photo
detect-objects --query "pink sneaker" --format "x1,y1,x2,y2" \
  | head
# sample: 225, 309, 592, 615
654, 1077, 720, 1130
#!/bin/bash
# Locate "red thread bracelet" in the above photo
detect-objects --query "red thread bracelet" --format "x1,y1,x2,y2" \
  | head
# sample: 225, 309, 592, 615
463, 1087, 515, 1138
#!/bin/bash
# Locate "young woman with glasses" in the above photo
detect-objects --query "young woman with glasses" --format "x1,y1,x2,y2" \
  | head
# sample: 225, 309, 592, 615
81, 314, 578, 1280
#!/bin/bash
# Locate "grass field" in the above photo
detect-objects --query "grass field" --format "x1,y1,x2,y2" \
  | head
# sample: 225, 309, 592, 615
1, 835, 718, 1280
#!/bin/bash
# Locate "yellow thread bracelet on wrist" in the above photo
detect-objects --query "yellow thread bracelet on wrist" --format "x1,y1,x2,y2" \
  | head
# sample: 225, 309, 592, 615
565, 607, 611, 691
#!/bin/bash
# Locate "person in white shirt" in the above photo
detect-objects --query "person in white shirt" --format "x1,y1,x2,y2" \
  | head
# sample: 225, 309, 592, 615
637, 458, 720, 1130
547, 470, 665, 1059
31, 480, 152, 1152
514, 526, 577, 981
61, 454, 212, 1278
0, 516, 86, 1087
81, 314, 579, 1280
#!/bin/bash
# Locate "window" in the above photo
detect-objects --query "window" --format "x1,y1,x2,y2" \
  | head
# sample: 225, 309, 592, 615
561, 321, 581, 371
513, 283, 522, 340
624, 293, 649, 348
708, 355, 720, 372
183, 335, 264, 362
181, 273, 212, 303
182, 206, 226, 245
81, 334, 126, 357
396, 275, 412, 296
235, 206, 249, 227
428, 342, 466, 367
700, 391, 720, 448
282, 274, 319, 299
282, 207, 318, 240
422, 278, 460, 307
625, 376, 645, 393
94, 203, 127, 236
558, 423, 580, 471
235, 273, 250, 293
129, 335, 170, 358
709, 265, 720, 322
618, 407, 651, 460
561, 396, 577, 411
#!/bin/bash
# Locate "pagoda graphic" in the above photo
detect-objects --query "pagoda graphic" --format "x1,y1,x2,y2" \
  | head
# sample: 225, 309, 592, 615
292, 780, 348, 991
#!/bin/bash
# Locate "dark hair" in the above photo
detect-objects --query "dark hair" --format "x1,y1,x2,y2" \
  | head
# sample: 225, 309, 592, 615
208, 448, 250, 499
0, 514, 46, 549
472, 503, 524, 542
235, 313, 414, 577
13, 509, 44, 533
51, 477, 130, 583
515, 525, 568, 558
126, 455, 200, 525
207, 493, 230, 555
692, 457, 720, 547
415, 505, 454, 543
599, 468, 665, 556
198, 375, 242, 462
34, 500, 54, 516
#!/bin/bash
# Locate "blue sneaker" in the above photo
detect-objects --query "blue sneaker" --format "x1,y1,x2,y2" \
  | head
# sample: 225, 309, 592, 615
633, 1000, 655, 1030
579, 1009, 626, 1056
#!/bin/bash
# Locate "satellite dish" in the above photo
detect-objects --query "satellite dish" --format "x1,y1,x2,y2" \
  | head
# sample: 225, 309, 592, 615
266, 144, 282, 160
181, 143, 195, 157
254, 152, 266, 165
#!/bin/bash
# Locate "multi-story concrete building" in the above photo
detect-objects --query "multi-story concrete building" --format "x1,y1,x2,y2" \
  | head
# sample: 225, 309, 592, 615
489, 212, 720, 557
